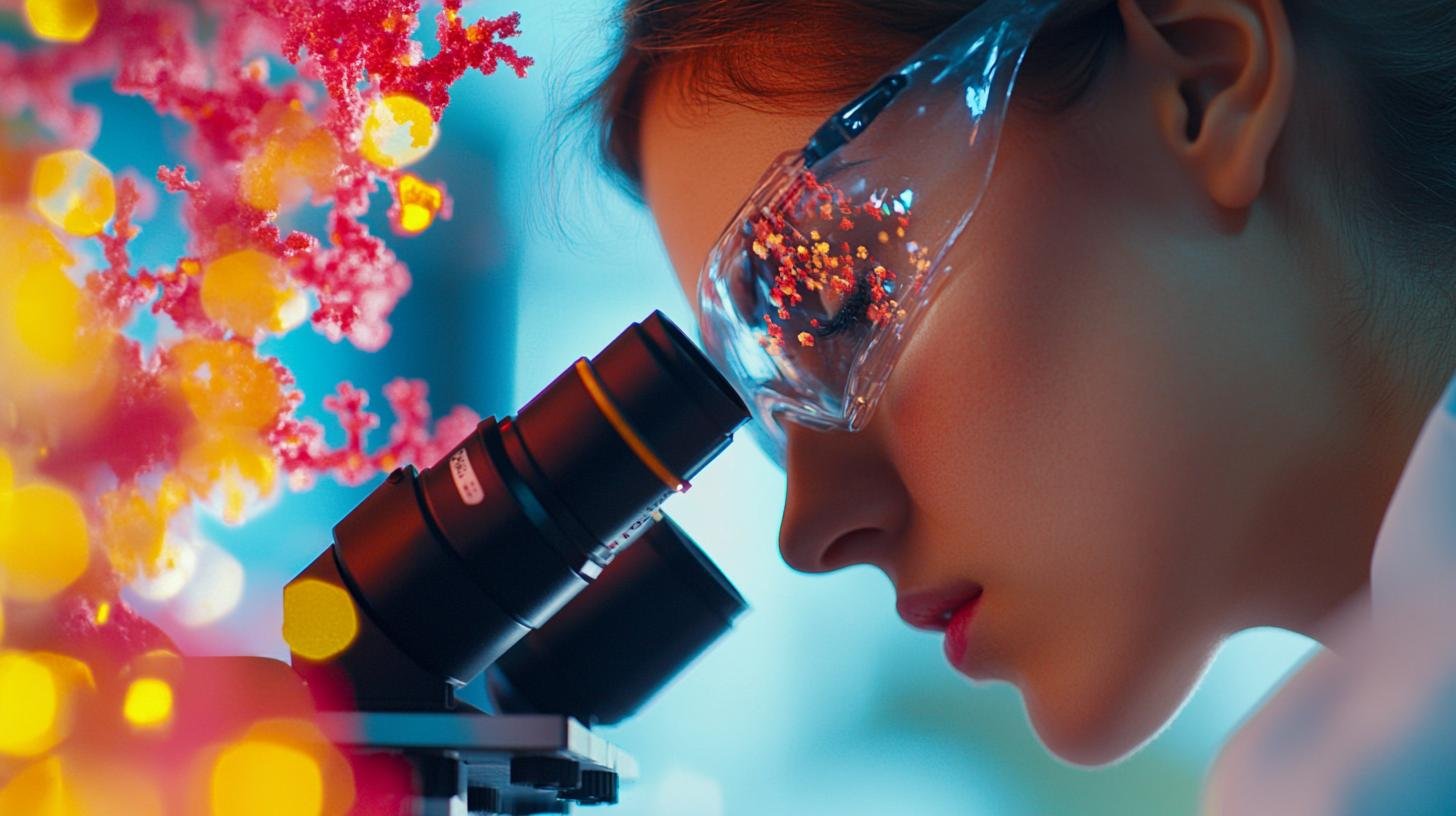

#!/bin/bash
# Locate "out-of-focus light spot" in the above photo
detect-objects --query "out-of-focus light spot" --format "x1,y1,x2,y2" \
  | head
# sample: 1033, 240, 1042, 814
173, 538, 244, 627
127, 533, 199, 602
201, 249, 307, 338
0, 652, 58, 756
13, 254, 84, 369
179, 431, 279, 526
283, 579, 359, 661
654, 768, 724, 816
240, 102, 340, 212
72, 754, 165, 816
0, 753, 163, 816
0, 755, 82, 815
170, 339, 288, 431
211, 719, 354, 816
123, 677, 173, 730
0, 452, 11, 624
30, 149, 115, 235
0, 210, 113, 399
22, 0, 98, 43
0, 651, 90, 757
360, 94, 437, 169
0, 483, 90, 602
0, 209, 70, 267
210, 738, 323, 816
394, 174, 442, 234
94, 601, 110, 625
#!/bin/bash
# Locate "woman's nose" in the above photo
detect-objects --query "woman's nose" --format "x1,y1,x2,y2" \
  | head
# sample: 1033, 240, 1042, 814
777, 420, 909, 575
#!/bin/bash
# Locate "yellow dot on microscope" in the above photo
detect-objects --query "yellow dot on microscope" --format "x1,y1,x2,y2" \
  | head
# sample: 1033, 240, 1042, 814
359, 94, 437, 169
31, 149, 115, 236
282, 578, 359, 661
23, 0, 98, 43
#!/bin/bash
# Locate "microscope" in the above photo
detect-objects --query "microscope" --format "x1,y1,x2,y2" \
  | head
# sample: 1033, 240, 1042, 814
280, 310, 752, 815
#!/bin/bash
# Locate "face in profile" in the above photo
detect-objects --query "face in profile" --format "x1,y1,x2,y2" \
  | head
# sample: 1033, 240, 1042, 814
634, 0, 1391, 765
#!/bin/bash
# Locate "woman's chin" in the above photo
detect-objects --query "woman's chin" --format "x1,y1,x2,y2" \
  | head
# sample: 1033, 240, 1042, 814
1024, 693, 1159, 767
1019, 652, 1210, 767
1030, 705, 1153, 769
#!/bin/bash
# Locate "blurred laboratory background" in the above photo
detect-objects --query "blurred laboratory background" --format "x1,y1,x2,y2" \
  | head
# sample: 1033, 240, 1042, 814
48, 2, 1318, 813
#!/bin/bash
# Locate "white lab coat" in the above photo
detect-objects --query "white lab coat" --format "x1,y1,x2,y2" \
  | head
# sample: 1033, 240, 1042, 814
1203, 373, 1456, 814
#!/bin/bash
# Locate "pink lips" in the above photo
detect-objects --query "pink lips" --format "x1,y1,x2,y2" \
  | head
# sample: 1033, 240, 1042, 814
895, 582, 984, 667
942, 594, 983, 668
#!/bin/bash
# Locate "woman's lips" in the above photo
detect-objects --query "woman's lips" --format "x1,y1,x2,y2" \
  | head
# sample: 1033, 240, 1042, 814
896, 584, 983, 632
942, 594, 983, 669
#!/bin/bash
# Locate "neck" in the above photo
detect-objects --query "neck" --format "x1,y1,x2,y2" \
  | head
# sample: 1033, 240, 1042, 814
1231, 193, 1456, 641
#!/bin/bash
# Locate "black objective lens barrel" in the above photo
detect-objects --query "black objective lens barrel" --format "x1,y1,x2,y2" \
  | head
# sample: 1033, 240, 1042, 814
486, 514, 748, 726
286, 312, 748, 708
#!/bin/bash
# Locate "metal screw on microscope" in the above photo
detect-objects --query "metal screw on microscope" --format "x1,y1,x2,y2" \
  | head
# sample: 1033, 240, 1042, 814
510, 756, 582, 791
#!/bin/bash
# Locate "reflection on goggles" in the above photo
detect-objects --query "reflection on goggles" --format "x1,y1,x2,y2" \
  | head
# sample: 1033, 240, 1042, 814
750, 172, 925, 358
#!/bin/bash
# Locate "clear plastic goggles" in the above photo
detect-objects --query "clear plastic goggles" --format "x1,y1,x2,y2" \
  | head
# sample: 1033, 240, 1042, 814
697, 0, 1060, 465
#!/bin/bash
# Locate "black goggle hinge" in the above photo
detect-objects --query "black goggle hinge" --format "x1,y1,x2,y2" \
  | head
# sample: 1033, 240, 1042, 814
801, 74, 909, 166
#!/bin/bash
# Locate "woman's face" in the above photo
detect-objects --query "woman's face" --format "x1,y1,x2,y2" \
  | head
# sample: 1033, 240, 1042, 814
636, 20, 1374, 764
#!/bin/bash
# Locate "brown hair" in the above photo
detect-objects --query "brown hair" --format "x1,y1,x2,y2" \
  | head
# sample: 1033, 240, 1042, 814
582, 0, 1122, 200
579, 0, 1456, 257
1287, 2, 1456, 249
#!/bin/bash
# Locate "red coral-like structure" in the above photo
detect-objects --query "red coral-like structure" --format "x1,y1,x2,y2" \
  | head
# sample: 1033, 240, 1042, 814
0, 0, 523, 657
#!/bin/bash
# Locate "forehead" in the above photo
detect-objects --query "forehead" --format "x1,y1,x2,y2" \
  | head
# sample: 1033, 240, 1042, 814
638, 69, 833, 312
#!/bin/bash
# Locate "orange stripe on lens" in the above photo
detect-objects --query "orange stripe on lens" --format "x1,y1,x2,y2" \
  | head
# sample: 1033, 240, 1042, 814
574, 359, 688, 493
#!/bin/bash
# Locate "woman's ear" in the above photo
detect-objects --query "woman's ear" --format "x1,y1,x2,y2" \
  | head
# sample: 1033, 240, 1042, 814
1115, 0, 1295, 209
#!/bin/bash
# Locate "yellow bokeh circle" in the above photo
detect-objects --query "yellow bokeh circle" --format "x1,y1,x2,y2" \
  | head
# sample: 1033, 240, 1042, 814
200, 249, 307, 338
0, 652, 59, 756
0, 483, 90, 603
30, 149, 115, 236
282, 578, 359, 661
210, 738, 323, 816
123, 677, 174, 730
360, 94, 437, 169
23, 0, 98, 43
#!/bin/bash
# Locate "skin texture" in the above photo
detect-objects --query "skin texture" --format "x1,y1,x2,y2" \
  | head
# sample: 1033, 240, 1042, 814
636, 0, 1453, 765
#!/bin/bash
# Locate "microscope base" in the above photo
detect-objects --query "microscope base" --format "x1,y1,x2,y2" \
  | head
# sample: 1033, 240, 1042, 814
315, 711, 636, 816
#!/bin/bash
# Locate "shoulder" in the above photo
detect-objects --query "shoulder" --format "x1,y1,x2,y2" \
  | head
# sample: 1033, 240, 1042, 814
1204, 574, 1456, 814
1204, 372, 1456, 815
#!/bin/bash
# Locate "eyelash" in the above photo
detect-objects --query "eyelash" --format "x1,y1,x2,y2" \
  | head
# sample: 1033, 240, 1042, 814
812, 272, 870, 339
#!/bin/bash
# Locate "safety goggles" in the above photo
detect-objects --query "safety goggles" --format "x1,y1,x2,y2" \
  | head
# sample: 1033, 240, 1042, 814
697, 0, 1061, 465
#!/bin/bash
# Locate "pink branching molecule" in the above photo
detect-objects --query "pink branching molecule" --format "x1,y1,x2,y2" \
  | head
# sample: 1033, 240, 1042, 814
0, 0, 527, 679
